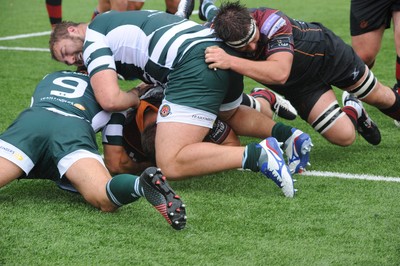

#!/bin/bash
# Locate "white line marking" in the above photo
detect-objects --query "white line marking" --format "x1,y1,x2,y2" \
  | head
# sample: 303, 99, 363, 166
0, 31, 51, 52
0, 46, 49, 52
301, 170, 400, 183
0, 31, 51, 41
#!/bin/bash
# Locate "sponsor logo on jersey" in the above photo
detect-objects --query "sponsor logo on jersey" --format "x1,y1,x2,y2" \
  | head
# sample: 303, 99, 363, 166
352, 68, 360, 80
360, 20, 368, 29
191, 114, 214, 122
0, 146, 24, 160
261, 14, 287, 39
0, 145, 14, 154
13, 153, 23, 161
268, 36, 291, 51
160, 104, 171, 117
74, 103, 86, 110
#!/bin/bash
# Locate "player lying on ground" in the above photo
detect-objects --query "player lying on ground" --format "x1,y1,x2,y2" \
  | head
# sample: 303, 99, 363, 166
0, 70, 186, 230
49, 11, 316, 197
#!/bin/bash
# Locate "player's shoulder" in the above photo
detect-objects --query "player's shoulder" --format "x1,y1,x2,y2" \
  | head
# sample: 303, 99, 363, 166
43, 70, 88, 78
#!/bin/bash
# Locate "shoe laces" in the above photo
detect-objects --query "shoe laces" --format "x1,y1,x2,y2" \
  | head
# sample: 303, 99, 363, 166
273, 98, 292, 119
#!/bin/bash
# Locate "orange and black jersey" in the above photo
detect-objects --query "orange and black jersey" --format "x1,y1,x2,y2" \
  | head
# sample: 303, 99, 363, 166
123, 96, 232, 163
123, 100, 159, 163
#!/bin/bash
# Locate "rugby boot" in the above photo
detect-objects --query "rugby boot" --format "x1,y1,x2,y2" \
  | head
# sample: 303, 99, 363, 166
342, 91, 381, 145
257, 137, 295, 198
140, 167, 187, 230
250, 88, 297, 120
283, 128, 313, 174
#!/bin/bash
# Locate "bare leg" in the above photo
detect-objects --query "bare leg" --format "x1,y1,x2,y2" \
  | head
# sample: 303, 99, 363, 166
346, 67, 395, 109
0, 157, 24, 188
165, 0, 180, 13
109, 0, 128, 11
127, 1, 144, 10
352, 26, 385, 68
308, 90, 356, 146
220, 105, 275, 138
155, 122, 244, 179
65, 158, 117, 212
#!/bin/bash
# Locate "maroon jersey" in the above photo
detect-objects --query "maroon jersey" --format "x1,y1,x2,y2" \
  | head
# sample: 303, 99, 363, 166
249, 8, 326, 87
246, 7, 366, 121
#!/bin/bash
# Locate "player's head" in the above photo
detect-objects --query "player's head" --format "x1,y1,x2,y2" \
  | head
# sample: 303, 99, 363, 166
213, 1, 259, 52
49, 21, 85, 66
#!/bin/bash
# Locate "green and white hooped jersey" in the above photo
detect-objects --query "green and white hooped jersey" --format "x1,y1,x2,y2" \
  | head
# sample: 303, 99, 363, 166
84, 10, 219, 84
32, 71, 125, 145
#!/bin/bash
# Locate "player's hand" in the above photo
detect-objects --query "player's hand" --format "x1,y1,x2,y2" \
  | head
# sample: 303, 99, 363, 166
204, 46, 232, 70
134, 82, 155, 97
127, 88, 140, 109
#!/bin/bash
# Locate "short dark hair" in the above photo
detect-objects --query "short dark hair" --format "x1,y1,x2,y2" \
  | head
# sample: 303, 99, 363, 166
213, 1, 252, 43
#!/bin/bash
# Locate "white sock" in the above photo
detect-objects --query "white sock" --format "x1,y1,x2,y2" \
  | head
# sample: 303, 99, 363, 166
345, 99, 363, 118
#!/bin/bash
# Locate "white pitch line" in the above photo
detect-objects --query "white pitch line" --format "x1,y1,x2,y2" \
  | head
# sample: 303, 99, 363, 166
0, 46, 49, 52
0, 31, 51, 41
0, 31, 51, 52
301, 170, 400, 183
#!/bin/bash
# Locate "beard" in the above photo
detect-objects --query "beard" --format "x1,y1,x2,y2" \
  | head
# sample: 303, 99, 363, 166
71, 36, 84, 66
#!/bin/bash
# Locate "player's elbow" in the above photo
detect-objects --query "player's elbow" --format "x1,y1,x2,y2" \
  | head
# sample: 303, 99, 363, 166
272, 71, 290, 85
99, 100, 123, 112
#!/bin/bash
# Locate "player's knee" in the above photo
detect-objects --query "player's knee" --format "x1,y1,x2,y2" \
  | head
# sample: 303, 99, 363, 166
355, 51, 376, 68
324, 129, 356, 147
84, 194, 119, 212
311, 104, 356, 146
156, 162, 186, 180
97, 199, 119, 212
99, 203, 118, 212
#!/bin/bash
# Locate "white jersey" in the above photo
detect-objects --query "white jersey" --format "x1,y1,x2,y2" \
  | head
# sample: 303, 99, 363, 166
84, 10, 217, 84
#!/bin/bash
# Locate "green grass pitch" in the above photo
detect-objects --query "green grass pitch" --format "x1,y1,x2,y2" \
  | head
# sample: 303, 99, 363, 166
1, 0, 400, 265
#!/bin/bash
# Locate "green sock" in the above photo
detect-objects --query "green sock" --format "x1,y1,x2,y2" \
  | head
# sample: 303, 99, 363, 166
106, 174, 142, 206
242, 143, 262, 172
271, 122, 293, 143
202, 0, 218, 22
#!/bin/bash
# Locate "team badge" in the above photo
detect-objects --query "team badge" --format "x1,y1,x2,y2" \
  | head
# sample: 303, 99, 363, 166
360, 20, 368, 29
159, 104, 171, 117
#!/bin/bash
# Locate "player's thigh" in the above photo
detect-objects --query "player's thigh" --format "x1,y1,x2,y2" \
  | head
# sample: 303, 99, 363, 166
65, 158, 114, 210
352, 28, 385, 62
0, 157, 24, 188
155, 122, 210, 164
